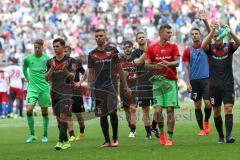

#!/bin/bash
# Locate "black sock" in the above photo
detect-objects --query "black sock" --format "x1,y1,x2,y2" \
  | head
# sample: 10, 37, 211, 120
110, 111, 118, 140
100, 116, 110, 143
214, 116, 224, 138
80, 127, 85, 134
145, 126, 151, 135
59, 121, 68, 142
57, 119, 60, 130
225, 114, 233, 138
152, 120, 157, 129
69, 130, 75, 137
158, 121, 164, 132
64, 133, 68, 142
204, 107, 212, 122
195, 108, 203, 130
18, 100, 23, 117
168, 131, 173, 139
130, 124, 136, 133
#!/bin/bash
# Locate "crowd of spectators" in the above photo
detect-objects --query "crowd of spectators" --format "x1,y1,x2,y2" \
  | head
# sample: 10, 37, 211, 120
1, 0, 240, 64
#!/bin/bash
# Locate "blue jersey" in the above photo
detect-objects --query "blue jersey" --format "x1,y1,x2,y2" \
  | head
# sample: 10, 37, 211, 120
183, 45, 209, 80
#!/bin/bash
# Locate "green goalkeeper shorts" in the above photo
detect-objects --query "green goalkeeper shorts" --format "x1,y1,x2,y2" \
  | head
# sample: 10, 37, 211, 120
26, 90, 51, 108
150, 75, 179, 108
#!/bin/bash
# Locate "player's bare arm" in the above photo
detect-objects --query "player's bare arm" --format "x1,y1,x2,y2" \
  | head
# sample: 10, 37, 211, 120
145, 59, 166, 70
133, 53, 145, 66
197, 10, 211, 33
62, 63, 75, 81
226, 24, 240, 49
201, 22, 218, 51
117, 62, 132, 97
45, 65, 54, 81
161, 56, 180, 67
73, 69, 88, 88
87, 68, 95, 87
183, 62, 192, 92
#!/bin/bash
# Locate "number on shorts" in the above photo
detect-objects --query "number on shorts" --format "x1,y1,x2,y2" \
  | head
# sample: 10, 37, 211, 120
210, 98, 215, 105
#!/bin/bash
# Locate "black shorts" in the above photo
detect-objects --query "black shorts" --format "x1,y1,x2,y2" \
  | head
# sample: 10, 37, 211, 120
120, 91, 137, 108
52, 96, 72, 117
190, 78, 209, 102
138, 98, 152, 107
136, 85, 153, 99
72, 96, 85, 113
93, 89, 118, 117
210, 84, 235, 107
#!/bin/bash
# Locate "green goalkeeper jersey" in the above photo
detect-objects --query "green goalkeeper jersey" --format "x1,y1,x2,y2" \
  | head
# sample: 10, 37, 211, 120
23, 53, 51, 93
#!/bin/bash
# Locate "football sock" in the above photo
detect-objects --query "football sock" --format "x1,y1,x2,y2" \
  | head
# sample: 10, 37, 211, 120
130, 124, 136, 133
59, 121, 68, 142
195, 108, 204, 130
42, 114, 49, 137
158, 122, 164, 133
152, 120, 157, 129
145, 126, 151, 135
167, 131, 173, 139
110, 111, 118, 140
27, 112, 35, 135
225, 114, 233, 138
214, 116, 224, 138
204, 107, 212, 122
80, 127, 85, 134
18, 99, 23, 117
100, 116, 110, 142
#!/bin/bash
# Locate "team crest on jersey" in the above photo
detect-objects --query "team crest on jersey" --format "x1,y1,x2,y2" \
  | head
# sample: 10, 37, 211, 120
106, 51, 113, 56
161, 50, 166, 55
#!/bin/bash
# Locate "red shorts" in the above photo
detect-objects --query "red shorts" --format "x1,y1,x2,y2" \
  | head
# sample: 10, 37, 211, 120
0, 92, 8, 103
10, 87, 22, 99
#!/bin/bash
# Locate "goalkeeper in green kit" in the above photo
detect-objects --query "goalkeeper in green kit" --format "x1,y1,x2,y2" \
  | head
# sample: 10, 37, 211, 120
22, 39, 51, 143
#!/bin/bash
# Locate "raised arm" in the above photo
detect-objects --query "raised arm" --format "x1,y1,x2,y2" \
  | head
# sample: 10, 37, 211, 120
201, 23, 218, 51
229, 27, 240, 49
197, 10, 211, 33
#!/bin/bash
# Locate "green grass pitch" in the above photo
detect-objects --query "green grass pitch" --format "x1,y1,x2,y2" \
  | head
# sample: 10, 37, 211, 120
1, 101, 240, 160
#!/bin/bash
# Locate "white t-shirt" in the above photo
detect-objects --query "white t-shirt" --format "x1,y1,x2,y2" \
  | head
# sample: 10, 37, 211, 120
4, 65, 24, 89
0, 70, 9, 92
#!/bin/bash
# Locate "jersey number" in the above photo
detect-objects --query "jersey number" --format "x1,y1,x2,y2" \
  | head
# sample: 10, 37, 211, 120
11, 69, 20, 78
